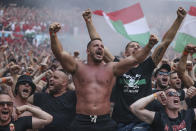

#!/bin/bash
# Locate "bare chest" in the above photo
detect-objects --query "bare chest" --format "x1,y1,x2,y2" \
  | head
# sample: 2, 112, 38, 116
74, 65, 115, 86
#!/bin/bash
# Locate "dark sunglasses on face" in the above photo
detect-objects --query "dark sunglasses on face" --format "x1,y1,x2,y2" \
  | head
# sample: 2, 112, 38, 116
0, 101, 13, 107
166, 91, 180, 97
158, 71, 170, 76
19, 82, 30, 86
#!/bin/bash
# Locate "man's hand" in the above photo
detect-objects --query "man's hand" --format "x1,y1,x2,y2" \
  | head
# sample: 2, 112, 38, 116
186, 86, 196, 98
45, 69, 53, 79
177, 7, 187, 19
156, 91, 167, 105
184, 44, 196, 55
10, 64, 21, 74
16, 105, 28, 116
82, 9, 92, 22
148, 34, 159, 47
5, 76, 13, 86
49, 22, 61, 33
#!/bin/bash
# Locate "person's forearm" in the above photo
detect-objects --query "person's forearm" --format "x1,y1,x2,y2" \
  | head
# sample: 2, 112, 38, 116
26, 105, 53, 122
152, 17, 184, 66
162, 16, 184, 44
177, 51, 194, 87
50, 33, 63, 61
33, 72, 46, 84
85, 19, 101, 40
133, 41, 154, 63
103, 47, 115, 63
177, 51, 188, 74
131, 94, 155, 111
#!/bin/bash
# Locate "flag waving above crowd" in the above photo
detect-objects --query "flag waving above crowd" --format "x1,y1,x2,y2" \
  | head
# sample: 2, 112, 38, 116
93, 3, 150, 46
174, 6, 196, 52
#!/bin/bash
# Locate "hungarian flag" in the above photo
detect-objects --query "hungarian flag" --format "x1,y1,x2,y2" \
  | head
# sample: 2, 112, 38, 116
174, 6, 196, 52
93, 3, 150, 46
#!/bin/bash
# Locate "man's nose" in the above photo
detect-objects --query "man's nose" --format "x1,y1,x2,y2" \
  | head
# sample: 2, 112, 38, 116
3, 104, 8, 108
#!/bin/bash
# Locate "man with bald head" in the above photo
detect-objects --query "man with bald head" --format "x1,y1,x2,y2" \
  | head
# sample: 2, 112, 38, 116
28, 70, 76, 131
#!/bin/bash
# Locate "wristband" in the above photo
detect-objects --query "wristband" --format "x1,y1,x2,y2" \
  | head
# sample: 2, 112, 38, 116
49, 31, 56, 36
153, 93, 158, 100
183, 51, 188, 56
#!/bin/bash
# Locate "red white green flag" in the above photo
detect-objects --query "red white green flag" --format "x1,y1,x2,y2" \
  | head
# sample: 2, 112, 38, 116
93, 3, 150, 46
174, 6, 196, 52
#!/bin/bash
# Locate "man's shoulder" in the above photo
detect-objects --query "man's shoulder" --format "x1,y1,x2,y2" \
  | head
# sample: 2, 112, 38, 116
62, 90, 77, 102
33, 92, 49, 105
34, 92, 48, 97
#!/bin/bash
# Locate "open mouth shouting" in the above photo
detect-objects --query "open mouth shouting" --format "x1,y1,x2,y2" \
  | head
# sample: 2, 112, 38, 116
95, 50, 103, 58
0, 110, 11, 121
173, 99, 179, 105
21, 88, 31, 98
161, 77, 168, 85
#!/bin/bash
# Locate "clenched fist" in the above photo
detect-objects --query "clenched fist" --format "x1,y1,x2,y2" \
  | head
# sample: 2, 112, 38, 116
177, 7, 186, 19
82, 9, 92, 22
149, 34, 159, 46
49, 22, 61, 33
184, 44, 196, 55
16, 105, 28, 115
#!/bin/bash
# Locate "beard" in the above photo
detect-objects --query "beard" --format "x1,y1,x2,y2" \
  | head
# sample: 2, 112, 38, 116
91, 54, 102, 63
156, 79, 168, 89
49, 89, 58, 95
48, 86, 62, 95
93, 58, 102, 63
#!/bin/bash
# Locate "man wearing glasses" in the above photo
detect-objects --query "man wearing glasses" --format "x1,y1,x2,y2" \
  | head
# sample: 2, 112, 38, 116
130, 87, 196, 131
154, 63, 171, 91
0, 90, 53, 131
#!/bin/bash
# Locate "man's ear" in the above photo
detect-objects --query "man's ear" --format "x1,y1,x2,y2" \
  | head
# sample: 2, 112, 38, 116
86, 48, 90, 55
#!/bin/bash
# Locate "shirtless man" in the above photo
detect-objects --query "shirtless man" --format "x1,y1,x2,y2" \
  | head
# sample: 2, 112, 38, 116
49, 12, 158, 130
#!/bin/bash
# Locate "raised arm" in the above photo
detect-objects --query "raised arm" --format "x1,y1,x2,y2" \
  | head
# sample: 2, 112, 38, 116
130, 92, 160, 124
151, 7, 187, 66
114, 34, 158, 76
49, 23, 77, 74
177, 44, 196, 87
16, 105, 53, 129
83, 9, 115, 62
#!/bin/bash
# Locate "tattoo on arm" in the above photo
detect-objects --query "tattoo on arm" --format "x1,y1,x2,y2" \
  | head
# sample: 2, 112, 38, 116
153, 47, 164, 65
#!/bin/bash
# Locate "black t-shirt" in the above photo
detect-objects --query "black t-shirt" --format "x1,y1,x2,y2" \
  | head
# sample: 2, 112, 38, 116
0, 116, 32, 131
112, 56, 156, 124
151, 109, 195, 131
33, 90, 76, 131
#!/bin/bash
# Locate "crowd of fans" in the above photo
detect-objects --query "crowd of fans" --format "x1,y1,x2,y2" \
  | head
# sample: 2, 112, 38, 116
0, 5, 196, 131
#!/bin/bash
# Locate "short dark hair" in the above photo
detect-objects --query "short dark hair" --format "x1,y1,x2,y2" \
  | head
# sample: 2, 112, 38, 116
87, 38, 102, 48
169, 71, 178, 77
125, 41, 140, 50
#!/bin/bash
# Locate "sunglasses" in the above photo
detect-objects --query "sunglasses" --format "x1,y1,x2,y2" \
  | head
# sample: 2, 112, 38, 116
19, 82, 30, 86
158, 71, 170, 76
166, 91, 180, 97
0, 101, 13, 107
